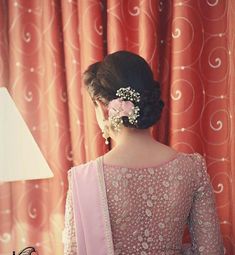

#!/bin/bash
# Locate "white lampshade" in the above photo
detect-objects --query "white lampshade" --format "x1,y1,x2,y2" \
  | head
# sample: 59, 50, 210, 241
0, 87, 54, 182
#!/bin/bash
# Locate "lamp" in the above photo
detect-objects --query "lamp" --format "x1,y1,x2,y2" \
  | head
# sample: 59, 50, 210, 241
0, 87, 53, 182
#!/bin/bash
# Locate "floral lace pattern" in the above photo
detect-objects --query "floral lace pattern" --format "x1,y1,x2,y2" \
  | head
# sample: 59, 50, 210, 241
62, 170, 77, 255
63, 153, 224, 255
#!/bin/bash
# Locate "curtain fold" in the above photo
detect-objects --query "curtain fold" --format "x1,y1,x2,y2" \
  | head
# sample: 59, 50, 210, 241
0, 0, 234, 254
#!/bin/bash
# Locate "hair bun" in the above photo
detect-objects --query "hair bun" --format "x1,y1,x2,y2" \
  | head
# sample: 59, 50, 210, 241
132, 81, 164, 129
84, 51, 165, 129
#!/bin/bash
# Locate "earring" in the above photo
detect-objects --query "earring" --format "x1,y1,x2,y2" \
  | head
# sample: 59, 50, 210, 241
102, 122, 110, 145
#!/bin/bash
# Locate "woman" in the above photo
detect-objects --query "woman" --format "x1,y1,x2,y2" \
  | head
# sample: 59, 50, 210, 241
62, 51, 224, 255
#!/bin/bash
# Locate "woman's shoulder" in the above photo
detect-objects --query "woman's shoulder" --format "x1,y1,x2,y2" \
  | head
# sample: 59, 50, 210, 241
176, 152, 207, 171
177, 152, 209, 184
151, 143, 205, 164
67, 158, 99, 175
178, 151, 206, 165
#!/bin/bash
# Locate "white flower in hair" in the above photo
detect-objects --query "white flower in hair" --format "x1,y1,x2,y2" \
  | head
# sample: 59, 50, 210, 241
108, 87, 140, 132
116, 86, 140, 103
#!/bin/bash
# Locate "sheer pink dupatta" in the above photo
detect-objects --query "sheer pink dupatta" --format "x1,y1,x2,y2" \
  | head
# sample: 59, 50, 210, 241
70, 156, 114, 255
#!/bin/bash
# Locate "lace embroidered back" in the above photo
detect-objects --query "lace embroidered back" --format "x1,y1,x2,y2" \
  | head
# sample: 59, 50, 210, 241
63, 152, 224, 255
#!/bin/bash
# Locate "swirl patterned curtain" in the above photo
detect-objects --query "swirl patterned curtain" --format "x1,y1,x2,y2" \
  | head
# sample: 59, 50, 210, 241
0, 0, 234, 254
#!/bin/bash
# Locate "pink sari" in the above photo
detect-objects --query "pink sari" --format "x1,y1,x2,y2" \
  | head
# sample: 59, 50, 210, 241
70, 156, 114, 255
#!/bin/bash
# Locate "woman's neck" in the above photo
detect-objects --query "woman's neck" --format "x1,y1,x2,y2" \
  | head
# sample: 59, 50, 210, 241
111, 127, 156, 148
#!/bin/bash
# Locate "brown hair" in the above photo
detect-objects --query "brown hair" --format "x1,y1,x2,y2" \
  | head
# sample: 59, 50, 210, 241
83, 51, 164, 129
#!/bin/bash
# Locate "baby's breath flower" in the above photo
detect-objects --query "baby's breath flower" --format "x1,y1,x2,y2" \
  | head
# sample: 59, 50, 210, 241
108, 86, 141, 132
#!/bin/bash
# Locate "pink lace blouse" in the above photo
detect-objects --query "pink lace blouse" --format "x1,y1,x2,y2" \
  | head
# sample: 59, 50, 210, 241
62, 152, 224, 254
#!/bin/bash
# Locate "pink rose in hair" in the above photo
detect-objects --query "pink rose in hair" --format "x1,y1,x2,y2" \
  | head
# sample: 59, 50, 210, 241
108, 98, 134, 117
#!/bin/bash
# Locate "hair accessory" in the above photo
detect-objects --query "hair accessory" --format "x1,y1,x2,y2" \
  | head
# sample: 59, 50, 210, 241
116, 86, 140, 103
101, 122, 110, 145
108, 87, 140, 132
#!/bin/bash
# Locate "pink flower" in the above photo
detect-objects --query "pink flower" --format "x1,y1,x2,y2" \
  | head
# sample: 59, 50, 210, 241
108, 98, 134, 117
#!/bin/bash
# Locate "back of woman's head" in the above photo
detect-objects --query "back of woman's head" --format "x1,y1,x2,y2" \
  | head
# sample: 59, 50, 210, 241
83, 51, 164, 129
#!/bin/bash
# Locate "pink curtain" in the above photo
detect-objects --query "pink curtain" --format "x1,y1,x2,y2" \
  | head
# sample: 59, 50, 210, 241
0, 1, 234, 254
